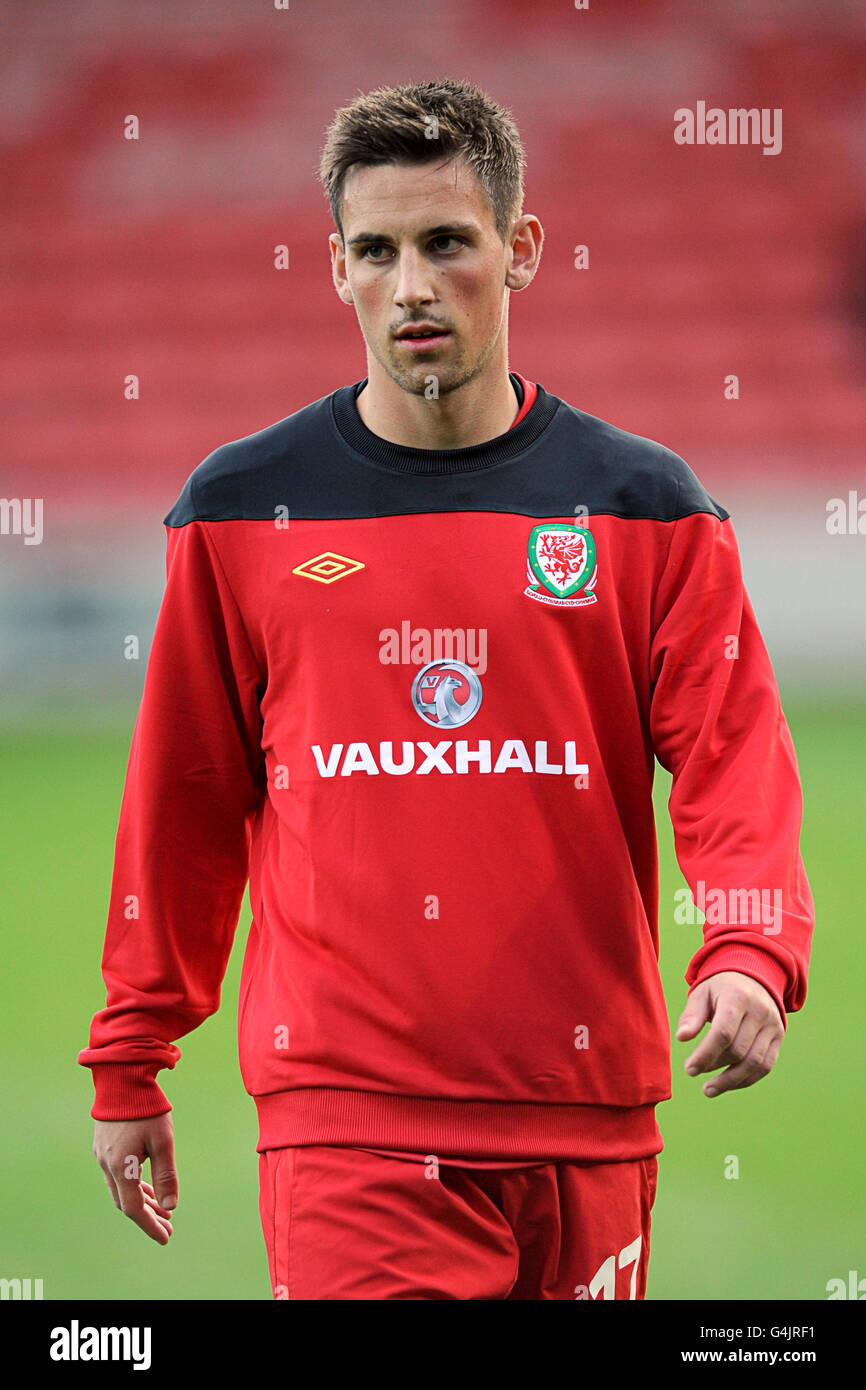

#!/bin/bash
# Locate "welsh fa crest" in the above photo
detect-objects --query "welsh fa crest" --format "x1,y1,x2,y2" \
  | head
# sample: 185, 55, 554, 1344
524, 522, 598, 607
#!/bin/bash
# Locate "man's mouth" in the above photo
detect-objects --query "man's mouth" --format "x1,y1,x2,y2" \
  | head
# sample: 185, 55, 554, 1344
394, 326, 451, 350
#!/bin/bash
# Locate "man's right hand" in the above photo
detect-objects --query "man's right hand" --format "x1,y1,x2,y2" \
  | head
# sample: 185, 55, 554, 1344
93, 1112, 178, 1245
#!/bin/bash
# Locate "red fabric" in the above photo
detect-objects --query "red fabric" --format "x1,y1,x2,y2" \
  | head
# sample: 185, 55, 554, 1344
253, 1089, 660, 1160
257, 1144, 658, 1299
78, 384, 813, 1160
509, 373, 538, 427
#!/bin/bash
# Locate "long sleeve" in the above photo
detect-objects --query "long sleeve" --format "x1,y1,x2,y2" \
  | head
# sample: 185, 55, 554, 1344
77, 502, 266, 1119
649, 506, 814, 1024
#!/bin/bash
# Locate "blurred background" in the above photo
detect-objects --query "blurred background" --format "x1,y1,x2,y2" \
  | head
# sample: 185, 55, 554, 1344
1, 0, 863, 1300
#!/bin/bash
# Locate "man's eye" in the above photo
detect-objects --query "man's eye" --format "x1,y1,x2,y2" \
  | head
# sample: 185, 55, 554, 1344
361, 236, 463, 260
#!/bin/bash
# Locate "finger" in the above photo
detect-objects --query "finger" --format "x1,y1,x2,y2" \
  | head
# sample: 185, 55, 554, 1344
142, 1198, 174, 1233
684, 1001, 746, 1074
703, 1025, 781, 1096
115, 1172, 173, 1244
692, 995, 783, 1077
146, 1133, 179, 1212
716, 1011, 764, 1069
140, 1180, 176, 1220
762, 1031, 784, 1072
126, 1199, 173, 1244
102, 1167, 122, 1210
675, 985, 712, 1041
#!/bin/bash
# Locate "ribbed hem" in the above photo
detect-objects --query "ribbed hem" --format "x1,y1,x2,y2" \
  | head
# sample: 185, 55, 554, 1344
687, 945, 790, 1025
85, 1062, 172, 1121
254, 1088, 664, 1161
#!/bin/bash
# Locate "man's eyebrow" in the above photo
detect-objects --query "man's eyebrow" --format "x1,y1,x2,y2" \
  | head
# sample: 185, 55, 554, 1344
346, 222, 479, 246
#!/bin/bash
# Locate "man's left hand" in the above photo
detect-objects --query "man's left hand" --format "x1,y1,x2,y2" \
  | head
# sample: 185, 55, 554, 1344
675, 971, 785, 1097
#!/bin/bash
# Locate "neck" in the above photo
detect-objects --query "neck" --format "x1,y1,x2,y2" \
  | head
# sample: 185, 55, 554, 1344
355, 350, 519, 450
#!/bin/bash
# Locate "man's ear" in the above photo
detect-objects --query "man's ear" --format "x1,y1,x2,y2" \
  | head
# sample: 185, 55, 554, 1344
505, 214, 544, 293
329, 232, 354, 305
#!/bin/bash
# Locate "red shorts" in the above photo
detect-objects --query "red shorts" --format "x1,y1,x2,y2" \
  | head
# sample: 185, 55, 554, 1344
258, 1144, 659, 1300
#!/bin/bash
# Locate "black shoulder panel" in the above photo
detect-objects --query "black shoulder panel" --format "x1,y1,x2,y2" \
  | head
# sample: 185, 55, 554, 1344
163, 383, 729, 526
546, 402, 730, 523
163, 392, 336, 527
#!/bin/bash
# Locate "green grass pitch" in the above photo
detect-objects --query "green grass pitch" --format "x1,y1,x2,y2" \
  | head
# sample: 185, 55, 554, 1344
0, 698, 859, 1299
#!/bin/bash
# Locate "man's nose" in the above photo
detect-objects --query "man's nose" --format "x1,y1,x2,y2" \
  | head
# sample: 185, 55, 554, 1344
393, 247, 435, 306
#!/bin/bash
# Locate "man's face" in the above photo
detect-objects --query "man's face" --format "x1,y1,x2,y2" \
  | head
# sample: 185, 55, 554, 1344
330, 155, 515, 397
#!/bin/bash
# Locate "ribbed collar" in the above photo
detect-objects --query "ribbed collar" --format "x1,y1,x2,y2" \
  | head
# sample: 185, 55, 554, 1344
330, 372, 559, 475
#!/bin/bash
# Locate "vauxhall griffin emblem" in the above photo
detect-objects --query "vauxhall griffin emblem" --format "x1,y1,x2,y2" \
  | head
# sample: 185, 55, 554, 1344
411, 659, 483, 729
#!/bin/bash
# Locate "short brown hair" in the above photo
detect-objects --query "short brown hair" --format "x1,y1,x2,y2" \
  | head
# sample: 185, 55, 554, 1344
318, 78, 526, 244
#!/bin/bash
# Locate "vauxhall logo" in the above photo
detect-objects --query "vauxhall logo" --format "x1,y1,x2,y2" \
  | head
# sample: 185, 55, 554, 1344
412, 659, 482, 728
310, 659, 589, 782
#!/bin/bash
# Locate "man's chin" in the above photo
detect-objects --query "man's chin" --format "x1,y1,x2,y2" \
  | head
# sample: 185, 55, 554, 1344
386, 355, 469, 397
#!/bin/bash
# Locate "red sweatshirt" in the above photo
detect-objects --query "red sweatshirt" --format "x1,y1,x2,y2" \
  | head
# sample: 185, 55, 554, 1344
78, 373, 813, 1160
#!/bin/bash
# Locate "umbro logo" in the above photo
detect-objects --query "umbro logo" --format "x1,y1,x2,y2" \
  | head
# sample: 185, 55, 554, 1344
292, 551, 365, 584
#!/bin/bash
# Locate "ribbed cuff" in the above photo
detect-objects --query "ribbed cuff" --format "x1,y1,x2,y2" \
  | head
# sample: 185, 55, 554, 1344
86, 1063, 172, 1121
687, 946, 789, 1026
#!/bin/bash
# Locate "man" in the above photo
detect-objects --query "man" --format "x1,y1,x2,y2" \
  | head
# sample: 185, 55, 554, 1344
80, 78, 813, 1300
